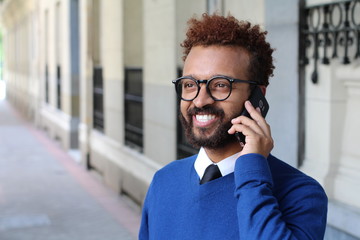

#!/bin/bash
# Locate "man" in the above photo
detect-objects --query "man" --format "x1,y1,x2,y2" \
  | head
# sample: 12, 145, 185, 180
139, 14, 327, 240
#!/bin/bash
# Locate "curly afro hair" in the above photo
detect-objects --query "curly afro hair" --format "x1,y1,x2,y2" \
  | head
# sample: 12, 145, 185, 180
181, 13, 275, 86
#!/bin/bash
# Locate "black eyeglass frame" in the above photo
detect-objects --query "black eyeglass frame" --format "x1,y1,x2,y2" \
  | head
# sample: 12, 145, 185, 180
172, 75, 258, 101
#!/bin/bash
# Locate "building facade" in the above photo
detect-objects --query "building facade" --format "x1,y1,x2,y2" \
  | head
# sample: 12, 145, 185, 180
1, 0, 359, 238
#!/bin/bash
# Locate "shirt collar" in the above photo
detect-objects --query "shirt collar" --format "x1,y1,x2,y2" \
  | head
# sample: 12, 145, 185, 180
194, 147, 239, 179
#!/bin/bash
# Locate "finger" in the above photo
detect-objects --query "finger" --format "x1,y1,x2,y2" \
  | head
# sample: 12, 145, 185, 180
231, 101, 262, 124
227, 124, 239, 135
230, 115, 265, 136
228, 123, 257, 137
228, 121, 274, 158
237, 124, 274, 156
230, 101, 271, 138
244, 101, 272, 137
244, 101, 263, 123
234, 125, 266, 146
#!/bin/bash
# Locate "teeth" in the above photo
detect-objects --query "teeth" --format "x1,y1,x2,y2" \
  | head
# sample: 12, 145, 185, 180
196, 115, 215, 122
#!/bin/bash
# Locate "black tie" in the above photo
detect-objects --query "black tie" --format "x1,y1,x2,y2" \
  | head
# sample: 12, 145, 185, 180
200, 164, 222, 184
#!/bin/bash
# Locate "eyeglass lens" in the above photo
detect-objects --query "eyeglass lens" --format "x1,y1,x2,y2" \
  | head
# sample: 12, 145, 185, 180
176, 77, 232, 101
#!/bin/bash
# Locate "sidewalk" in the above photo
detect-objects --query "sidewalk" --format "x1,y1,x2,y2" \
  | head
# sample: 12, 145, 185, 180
0, 100, 141, 240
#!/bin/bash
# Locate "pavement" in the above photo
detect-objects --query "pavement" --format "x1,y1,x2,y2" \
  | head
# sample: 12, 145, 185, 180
0, 99, 142, 240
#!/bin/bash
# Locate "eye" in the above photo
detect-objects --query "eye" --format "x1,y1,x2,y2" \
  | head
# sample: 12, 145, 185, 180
214, 82, 227, 88
211, 79, 230, 89
182, 79, 197, 89
184, 82, 195, 88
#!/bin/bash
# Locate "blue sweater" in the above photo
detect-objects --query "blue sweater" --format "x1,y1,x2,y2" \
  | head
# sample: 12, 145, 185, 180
139, 154, 327, 240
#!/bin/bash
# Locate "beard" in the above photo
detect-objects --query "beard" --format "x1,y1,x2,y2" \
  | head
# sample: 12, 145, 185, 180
179, 105, 240, 150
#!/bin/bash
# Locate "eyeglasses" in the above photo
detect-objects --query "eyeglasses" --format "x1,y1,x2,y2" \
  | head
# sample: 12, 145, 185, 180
172, 75, 258, 101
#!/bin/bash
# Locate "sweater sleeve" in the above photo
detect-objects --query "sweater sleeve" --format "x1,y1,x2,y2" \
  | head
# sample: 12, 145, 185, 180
234, 154, 327, 240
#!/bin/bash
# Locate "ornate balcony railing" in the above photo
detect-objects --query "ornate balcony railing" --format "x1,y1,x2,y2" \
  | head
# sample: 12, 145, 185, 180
299, 0, 360, 83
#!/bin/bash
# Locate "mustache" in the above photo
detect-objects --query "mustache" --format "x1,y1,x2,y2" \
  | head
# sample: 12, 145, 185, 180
187, 105, 225, 117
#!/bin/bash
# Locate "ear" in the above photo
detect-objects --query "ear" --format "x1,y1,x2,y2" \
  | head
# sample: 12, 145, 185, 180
258, 85, 267, 96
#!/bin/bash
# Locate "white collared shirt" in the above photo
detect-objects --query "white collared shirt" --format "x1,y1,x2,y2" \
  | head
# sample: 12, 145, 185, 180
194, 147, 240, 179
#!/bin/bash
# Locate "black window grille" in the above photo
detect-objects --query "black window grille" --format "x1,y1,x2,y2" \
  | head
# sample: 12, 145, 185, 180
45, 65, 49, 103
124, 68, 143, 151
299, 0, 360, 84
176, 68, 199, 159
93, 66, 104, 131
56, 65, 61, 109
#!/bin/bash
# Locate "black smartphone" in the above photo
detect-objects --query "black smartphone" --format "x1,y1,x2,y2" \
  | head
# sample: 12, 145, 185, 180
234, 86, 269, 143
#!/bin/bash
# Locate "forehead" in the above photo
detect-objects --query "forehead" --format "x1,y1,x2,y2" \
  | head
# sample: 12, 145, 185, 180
183, 45, 250, 79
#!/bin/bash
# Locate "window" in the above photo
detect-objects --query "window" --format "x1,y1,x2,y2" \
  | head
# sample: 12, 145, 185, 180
45, 64, 49, 103
56, 65, 61, 109
93, 66, 104, 131
124, 68, 143, 152
176, 68, 199, 159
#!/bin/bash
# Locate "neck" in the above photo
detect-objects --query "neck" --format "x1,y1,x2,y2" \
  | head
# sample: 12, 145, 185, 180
204, 142, 242, 163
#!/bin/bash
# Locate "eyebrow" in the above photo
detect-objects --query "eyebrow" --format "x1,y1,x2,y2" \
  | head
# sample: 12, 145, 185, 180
181, 74, 236, 80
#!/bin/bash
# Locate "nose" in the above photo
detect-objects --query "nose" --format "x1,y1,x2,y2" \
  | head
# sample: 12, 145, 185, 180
192, 84, 215, 108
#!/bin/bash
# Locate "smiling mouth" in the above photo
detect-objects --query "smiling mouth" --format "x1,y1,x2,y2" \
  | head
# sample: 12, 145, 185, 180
192, 114, 218, 128
187, 106, 224, 129
195, 114, 216, 122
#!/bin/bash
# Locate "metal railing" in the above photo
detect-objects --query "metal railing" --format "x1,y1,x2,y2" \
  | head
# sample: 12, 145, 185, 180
299, 0, 360, 83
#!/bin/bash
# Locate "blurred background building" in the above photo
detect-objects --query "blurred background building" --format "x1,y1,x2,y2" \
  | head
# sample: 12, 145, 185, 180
0, 0, 359, 239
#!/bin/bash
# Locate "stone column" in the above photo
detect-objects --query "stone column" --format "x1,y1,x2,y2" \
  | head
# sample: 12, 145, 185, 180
78, 0, 92, 165
333, 68, 360, 208
101, 0, 124, 143
300, 62, 347, 196
143, 0, 177, 166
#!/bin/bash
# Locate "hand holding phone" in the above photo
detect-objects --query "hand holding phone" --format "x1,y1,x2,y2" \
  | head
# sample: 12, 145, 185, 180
234, 86, 269, 143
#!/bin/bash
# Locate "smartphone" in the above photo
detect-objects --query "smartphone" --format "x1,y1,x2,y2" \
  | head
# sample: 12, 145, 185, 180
234, 86, 269, 143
